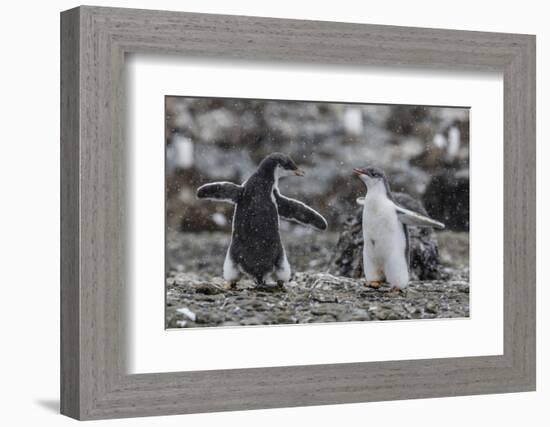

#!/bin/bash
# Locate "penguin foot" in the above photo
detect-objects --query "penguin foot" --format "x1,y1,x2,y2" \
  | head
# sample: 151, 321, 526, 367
276, 280, 287, 291
366, 281, 382, 289
255, 282, 286, 293
223, 281, 239, 290
389, 286, 403, 295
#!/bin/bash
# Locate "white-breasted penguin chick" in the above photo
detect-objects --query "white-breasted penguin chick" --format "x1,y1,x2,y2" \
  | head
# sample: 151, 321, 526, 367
354, 166, 445, 292
197, 153, 328, 290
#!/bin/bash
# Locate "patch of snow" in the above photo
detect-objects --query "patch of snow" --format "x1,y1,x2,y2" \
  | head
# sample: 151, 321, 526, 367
167, 135, 194, 173
212, 212, 227, 226
176, 307, 196, 321
343, 107, 364, 136
446, 126, 461, 160
433, 133, 446, 149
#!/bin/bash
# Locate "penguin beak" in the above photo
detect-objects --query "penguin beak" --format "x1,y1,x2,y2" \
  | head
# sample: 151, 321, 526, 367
294, 168, 305, 177
353, 167, 369, 176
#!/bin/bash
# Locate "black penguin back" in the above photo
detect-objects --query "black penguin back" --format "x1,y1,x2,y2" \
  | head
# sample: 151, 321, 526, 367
230, 170, 284, 283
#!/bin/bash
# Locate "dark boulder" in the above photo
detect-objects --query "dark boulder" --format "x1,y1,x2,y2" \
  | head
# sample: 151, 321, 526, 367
328, 193, 441, 281
423, 170, 469, 231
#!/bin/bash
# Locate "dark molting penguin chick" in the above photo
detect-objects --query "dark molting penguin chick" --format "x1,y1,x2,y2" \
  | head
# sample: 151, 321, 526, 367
197, 153, 328, 290
354, 166, 445, 292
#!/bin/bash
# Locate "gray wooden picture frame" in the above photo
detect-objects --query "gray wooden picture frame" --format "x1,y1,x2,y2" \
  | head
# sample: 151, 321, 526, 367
60, 5, 536, 421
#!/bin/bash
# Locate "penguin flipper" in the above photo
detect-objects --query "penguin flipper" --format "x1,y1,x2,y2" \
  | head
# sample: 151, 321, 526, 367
196, 182, 242, 204
394, 204, 445, 229
274, 190, 328, 231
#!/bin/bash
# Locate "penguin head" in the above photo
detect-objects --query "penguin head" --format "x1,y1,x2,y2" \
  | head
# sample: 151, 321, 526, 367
260, 153, 305, 179
353, 166, 388, 189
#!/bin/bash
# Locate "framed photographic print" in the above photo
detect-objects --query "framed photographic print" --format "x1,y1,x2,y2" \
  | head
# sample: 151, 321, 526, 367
164, 97, 469, 330
61, 6, 536, 420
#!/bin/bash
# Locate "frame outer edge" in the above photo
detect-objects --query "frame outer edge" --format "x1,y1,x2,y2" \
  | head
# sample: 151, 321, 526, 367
520, 34, 536, 389
61, 6, 537, 420
503, 34, 536, 391
528, 35, 536, 390
60, 6, 81, 420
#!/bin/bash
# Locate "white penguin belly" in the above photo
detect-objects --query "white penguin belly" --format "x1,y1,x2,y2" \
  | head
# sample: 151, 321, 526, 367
362, 196, 408, 287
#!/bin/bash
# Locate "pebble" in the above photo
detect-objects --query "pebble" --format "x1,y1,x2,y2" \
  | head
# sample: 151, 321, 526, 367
195, 282, 224, 295
425, 301, 439, 314
311, 292, 339, 303
374, 310, 390, 320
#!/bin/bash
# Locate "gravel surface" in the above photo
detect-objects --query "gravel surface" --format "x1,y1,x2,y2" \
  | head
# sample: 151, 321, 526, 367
166, 231, 469, 328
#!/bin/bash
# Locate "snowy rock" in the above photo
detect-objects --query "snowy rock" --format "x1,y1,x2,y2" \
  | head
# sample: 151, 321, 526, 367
423, 169, 469, 231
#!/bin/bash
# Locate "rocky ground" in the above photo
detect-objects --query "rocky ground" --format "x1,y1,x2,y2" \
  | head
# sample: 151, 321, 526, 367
166, 231, 469, 328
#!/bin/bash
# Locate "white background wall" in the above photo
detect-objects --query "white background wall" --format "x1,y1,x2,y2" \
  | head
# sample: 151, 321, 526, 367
0, 0, 546, 425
